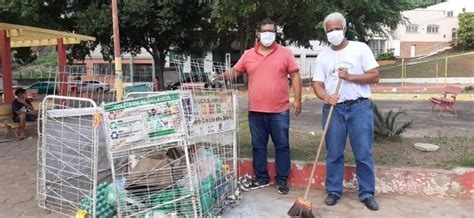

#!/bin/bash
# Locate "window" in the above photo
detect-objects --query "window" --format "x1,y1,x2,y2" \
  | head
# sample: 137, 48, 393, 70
427, 25, 439, 34
452, 28, 457, 39
93, 63, 130, 76
447, 11, 453, 17
368, 39, 387, 56
406, 24, 418, 33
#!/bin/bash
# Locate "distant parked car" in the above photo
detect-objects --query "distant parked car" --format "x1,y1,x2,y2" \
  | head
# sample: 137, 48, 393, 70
26, 81, 56, 94
167, 74, 223, 90
78, 80, 110, 92
0, 76, 19, 94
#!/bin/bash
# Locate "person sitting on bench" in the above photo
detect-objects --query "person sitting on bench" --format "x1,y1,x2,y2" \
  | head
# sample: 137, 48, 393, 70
11, 88, 38, 140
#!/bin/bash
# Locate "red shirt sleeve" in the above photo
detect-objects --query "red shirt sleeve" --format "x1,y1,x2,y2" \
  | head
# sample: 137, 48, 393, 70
233, 51, 248, 73
286, 50, 299, 74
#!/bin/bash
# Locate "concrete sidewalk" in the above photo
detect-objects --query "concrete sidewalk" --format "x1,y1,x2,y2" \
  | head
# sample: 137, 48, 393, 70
225, 187, 474, 218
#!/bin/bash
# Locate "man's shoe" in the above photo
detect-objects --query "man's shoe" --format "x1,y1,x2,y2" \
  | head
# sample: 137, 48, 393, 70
362, 197, 379, 211
248, 179, 270, 190
324, 193, 339, 206
276, 180, 289, 194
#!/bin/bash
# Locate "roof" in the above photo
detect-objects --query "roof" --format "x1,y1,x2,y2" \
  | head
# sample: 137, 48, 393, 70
0, 22, 95, 48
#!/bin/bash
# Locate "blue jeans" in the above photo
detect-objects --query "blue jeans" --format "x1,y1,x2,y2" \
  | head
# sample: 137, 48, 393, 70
322, 99, 375, 200
248, 110, 291, 183
13, 114, 37, 123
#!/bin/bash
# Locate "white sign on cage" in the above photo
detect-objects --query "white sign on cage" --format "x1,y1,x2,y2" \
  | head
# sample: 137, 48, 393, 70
103, 91, 187, 151
184, 91, 237, 138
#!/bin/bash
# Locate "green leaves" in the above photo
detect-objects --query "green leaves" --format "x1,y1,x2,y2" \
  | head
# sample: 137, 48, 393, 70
457, 13, 474, 49
373, 103, 413, 141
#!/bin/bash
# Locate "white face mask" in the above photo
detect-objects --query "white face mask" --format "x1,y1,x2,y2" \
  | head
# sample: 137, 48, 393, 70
327, 30, 345, 46
260, 32, 276, 47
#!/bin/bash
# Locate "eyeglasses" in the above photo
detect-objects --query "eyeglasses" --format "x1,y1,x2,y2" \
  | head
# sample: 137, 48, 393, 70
259, 30, 276, 33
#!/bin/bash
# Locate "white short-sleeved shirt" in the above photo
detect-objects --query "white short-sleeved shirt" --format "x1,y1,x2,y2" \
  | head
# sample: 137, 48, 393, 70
312, 41, 379, 103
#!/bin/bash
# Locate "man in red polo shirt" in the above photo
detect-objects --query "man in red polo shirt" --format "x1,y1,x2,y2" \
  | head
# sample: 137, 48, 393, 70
215, 18, 302, 194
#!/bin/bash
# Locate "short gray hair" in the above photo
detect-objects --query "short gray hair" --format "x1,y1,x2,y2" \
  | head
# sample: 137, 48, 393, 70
323, 12, 346, 32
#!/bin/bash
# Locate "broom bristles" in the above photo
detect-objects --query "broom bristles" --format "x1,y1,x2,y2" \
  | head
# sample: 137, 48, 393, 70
287, 198, 314, 218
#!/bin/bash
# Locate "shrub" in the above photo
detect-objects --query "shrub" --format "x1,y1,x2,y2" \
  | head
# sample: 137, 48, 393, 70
464, 86, 474, 92
373, 103, 413, 141
377, 52, 396, 61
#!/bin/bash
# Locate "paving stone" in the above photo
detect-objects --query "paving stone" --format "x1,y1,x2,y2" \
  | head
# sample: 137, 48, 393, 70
6, 193, 33, 204
0, 202, 15, 211
21, 206, 52, 217
414, 143, 440, 152
0, 208, 23, 217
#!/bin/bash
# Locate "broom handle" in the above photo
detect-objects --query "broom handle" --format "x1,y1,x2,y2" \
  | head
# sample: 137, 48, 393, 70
303, 78, 342, 200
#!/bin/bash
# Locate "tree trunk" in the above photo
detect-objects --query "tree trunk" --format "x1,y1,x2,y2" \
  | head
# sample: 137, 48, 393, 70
153, 54, 166, 91
239, 26, 248, 55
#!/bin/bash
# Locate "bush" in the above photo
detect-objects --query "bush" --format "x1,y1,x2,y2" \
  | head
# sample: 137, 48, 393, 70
373, 103, 413, 141
464, 86, 474, 92
377, 52, 396, 61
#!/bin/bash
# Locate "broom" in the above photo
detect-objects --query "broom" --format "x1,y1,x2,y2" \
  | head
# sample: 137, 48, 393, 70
287, 78, 342, 218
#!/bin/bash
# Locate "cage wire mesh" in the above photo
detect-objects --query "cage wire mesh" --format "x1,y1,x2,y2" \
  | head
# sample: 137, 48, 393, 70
170, 56, 238, 91
35, 65, 118, 108
98, 57, 240, 217
38, 57, 240, 217
102, 91, 200, 217
37, 95, 112, 217
106, 142, 197, 217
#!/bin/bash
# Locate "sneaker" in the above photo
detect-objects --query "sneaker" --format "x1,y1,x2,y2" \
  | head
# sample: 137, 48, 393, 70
276, 180, 289, 194
248, 179, 270, 190
238, 175, 252, 192
325, 193, 340, 206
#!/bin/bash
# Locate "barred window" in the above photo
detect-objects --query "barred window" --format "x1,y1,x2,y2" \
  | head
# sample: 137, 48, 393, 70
427, 25, 439, 34
406, 24, 418, 33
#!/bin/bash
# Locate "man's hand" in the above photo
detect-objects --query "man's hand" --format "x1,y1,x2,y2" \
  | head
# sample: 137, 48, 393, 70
338, 67, 352, 81
291, 99, 301, 117
210, 73, 224, 82
324, 94, 340, 106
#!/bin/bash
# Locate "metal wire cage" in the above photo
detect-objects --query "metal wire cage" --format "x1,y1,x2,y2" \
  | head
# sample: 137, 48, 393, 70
37, 96, 108, 217
37, 57, 240, 217
107, 142, 198, 217
105, 86, 240, 216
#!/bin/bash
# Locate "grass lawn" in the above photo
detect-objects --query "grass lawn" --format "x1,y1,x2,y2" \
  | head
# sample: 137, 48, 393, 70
238, 112, 474, 169
379, 52, 474, 78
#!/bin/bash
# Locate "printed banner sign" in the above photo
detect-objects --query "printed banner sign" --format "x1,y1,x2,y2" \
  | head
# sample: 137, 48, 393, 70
183, 91, 236, 137
103, 92, 185, 150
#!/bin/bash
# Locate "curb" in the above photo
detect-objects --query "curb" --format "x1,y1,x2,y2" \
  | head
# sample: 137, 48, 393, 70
238, 159, 474, 199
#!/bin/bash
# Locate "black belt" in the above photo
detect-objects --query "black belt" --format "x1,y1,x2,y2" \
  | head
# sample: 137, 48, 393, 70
337, 97, 368, 106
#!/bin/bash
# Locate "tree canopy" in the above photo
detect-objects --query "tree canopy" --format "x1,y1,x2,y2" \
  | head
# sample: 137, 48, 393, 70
1, 0, 417, 89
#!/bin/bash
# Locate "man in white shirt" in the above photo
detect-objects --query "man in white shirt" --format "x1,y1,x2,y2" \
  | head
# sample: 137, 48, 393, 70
312, 12, 380, 210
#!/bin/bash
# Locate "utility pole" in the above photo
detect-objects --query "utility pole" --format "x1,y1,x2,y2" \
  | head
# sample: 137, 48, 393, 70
112, 0, 123, 101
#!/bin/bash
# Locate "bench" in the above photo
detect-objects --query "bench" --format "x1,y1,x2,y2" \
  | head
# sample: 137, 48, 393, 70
429, 86, 463, 117
0, 101, 41, 138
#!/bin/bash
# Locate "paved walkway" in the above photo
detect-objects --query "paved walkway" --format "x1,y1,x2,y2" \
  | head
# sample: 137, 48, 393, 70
0, 135, 59, 217
1, 134, 473, 217
226, 187, 474, 218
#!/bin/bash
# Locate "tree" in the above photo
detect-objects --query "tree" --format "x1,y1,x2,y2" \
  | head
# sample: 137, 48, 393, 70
212, 0, 414, 54
457, 13, 474, 49
0, 0, 77, 65
73, 0, 214, 90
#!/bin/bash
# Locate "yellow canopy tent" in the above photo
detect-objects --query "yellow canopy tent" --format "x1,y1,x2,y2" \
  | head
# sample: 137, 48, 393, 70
0, 22, 95, 103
